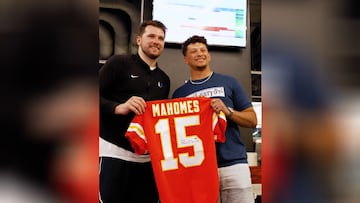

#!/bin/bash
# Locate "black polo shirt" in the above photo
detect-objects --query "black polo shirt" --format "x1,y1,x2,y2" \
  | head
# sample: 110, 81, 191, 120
100, 54, 170, 151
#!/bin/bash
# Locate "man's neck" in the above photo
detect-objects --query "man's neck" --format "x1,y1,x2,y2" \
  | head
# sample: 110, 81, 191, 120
138, 49, 157, 68
190, 68, 212, 80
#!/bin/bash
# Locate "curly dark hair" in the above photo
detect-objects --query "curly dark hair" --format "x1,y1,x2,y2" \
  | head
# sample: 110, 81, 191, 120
181, 35, 209, 56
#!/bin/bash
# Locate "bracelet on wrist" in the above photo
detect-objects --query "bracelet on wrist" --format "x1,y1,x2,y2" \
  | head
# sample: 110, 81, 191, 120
227, 107, 234, 118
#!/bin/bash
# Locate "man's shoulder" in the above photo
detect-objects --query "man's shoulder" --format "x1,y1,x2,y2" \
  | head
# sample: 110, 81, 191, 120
100, 54, 131, 71
213, 72, 235, 80
174, 81, 190, 89
103, 54, 139, 68
155, 66, 170, 77
109, 54, 134, 61
212, 72, 240, 86
172, 81, 191, 98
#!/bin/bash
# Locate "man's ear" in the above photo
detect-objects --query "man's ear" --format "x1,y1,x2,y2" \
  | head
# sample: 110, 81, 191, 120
136, 36, 141, 45
184, 56, 189, 65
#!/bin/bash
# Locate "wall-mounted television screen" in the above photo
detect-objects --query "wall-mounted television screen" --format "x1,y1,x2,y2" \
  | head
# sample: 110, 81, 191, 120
152, 0, 247, 47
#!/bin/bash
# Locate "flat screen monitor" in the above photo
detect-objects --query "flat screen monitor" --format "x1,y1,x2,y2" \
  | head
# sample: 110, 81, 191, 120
152, 0, 247, 47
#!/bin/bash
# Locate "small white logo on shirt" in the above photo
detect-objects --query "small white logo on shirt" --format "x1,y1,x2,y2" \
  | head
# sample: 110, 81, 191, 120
186, 87, 225, 98
130, 74, 139, 78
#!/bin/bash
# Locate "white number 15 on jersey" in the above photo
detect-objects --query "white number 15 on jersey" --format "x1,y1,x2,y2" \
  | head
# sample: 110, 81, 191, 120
155, 115, 204, 171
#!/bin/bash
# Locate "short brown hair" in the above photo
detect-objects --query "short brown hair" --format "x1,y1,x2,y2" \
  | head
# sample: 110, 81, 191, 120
182, 35, 208, 56
138, 20, 167, 37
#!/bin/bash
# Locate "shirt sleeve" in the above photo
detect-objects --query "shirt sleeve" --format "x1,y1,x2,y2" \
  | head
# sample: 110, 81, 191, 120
125, 115, 148, 154
231, 77, 253, 111
212, 111, 227, 143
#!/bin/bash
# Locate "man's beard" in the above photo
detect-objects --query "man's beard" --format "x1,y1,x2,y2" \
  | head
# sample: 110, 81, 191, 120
142, 45, 161, 59
145, 52, 159, 60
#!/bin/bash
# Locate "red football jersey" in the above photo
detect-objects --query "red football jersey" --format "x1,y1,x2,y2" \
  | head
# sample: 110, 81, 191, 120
126, 97, 226, 203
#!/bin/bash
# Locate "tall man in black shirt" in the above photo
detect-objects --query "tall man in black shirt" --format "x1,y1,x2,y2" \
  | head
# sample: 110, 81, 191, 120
99, 20, 170, 203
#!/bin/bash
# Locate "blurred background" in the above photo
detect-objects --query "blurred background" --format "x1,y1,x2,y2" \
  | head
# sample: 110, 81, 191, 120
262, 0, 360, 203
0, 0, 98, 202
1, 0, 359, 202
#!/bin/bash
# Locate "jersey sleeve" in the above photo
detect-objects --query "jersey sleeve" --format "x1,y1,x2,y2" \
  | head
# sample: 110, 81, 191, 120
212, 111, 227, 143
125, 115, 148, 155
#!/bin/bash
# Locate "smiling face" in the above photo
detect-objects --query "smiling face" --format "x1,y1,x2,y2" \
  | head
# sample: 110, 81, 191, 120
137, 25, 165, 60
184, 42, 211, 71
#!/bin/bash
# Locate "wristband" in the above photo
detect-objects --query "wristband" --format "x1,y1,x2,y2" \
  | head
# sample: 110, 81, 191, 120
227, 107, 234, 118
